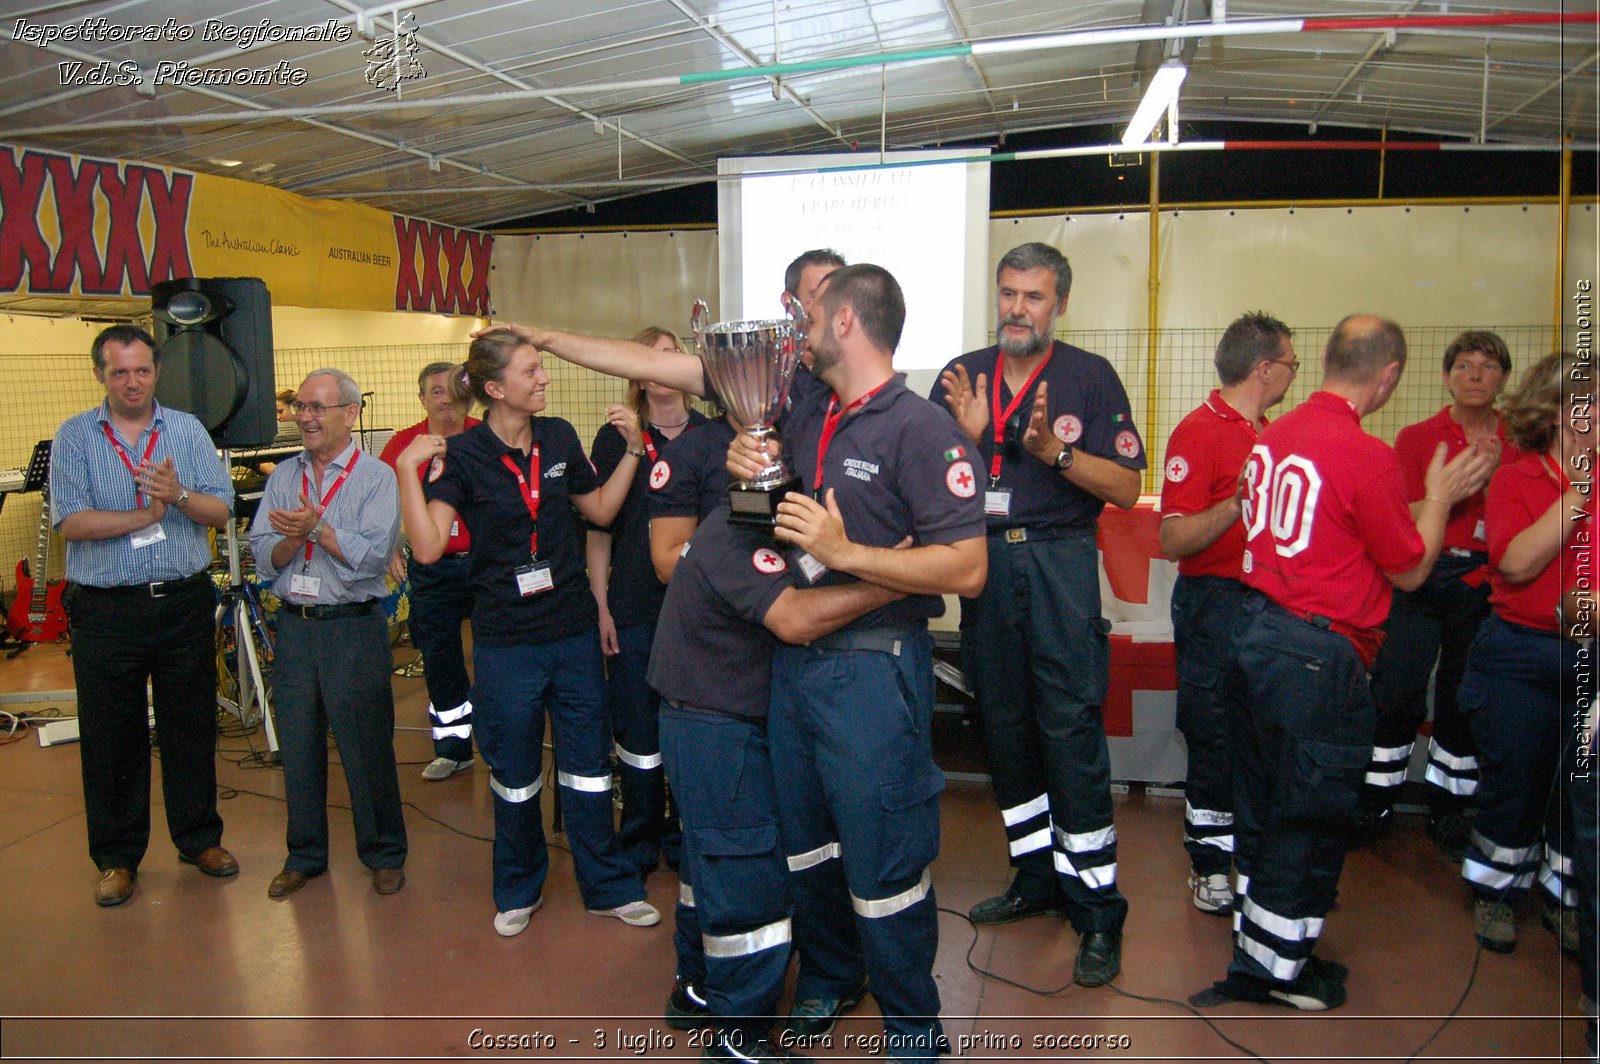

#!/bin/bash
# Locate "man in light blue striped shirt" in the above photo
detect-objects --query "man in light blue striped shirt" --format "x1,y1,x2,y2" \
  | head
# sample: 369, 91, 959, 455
249, 368, 407, 900
51, 325, 237, 908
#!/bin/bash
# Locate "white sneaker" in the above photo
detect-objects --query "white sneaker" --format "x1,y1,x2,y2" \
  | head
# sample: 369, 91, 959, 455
422, 757, 474, 781
1189, 871, 1234, 914
494, 897, 542, 937
588, 900, 661, 927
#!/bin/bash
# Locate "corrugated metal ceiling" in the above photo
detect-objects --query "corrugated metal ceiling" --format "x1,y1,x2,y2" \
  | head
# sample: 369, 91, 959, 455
1, 0, 1594, 229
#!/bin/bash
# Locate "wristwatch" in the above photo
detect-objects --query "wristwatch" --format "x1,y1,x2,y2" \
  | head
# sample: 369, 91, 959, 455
174, 489, 190, 510
627, 446, 647, 458
1053, 445, 1075, 471
307, 520, 324, 544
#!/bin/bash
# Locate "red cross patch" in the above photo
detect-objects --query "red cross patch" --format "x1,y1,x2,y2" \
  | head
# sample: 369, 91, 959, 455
1053, 414, 1083, 444
1115, 430, 1142, 459
1165, 455, 1189, 483
427, 457, 445, 483
649, 460, 672, 490
946, 460, 977, 498
752, 548, 787, 574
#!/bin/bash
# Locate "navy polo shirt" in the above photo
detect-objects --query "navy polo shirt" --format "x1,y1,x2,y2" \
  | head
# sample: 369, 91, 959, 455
425, 418, 598, 647
928, 341, 1147, 532
591, 410, 708, 626
784, 374, 987, 631
646, 416, 737, 522
647, 506, 790, 719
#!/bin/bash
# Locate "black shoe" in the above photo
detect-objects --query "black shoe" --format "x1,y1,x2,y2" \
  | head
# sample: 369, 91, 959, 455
702, 1034, 811, 1063
1426, 813, 1471, 864
1265, 961, 1348, 1011
664, 980, 712, 1030
781, 977, 869, 1040
1351, 805, 1392, 848
968, 890, 1061, 925
1073, 930, 1122, 987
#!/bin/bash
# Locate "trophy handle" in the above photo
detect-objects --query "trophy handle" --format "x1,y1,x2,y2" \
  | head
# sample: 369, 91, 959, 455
780, 291, 809, 348
690, 299, 710, 347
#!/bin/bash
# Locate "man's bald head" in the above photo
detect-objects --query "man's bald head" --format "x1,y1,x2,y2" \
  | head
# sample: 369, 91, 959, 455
1324, 314, 1407, 385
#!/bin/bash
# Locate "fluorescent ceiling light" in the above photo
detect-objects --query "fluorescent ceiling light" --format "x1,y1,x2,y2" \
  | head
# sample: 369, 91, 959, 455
1121, 60, 1187, 146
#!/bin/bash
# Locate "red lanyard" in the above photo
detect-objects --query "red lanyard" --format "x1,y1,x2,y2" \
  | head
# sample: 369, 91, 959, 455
101, 422, 160, 506
300, 450, 359, 563
815, 381, 889, 491
989, 350, 1053, 484
641, 428, 660, 464
500, 446, 542, 558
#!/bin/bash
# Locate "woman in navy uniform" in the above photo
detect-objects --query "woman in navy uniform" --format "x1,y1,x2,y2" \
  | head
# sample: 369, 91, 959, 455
587, 326, 706, 874
395, 329, 659, 936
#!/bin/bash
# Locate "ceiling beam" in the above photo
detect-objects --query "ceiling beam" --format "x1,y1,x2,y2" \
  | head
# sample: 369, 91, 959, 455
664, 0, 850, 147
1484, 49, 1600, 134
938, 0, 1007, 141
323, 0, 703, 174
1305, 0, 1425, 132
0, 11, 593, 212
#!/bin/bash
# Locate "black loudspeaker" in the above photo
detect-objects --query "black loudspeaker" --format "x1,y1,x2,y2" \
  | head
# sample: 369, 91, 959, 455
151, 277, 276, 448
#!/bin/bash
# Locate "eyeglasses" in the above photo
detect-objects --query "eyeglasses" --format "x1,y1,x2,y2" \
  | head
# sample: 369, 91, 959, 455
1267, 356, 1300, 374
289, 400, 358, 417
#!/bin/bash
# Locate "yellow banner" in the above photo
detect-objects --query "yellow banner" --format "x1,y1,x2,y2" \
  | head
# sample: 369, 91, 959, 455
0, 142, 490, 315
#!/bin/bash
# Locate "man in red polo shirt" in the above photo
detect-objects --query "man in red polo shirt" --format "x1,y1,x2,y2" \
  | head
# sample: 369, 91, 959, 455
1193, 315, 1493, 1011
1159, 312, 1298, 916
379, 362, 481, 780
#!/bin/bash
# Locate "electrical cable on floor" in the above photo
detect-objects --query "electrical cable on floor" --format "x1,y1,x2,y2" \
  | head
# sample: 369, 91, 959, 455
938, 905, 1272, 1063
1402, 725, 1587, 1064
216, 783, 571, 852
0, 706, 69, 744
943, 740, 1589, 1064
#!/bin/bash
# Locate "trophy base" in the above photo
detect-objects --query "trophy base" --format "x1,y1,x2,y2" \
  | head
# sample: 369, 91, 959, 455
727, 475, 803, 528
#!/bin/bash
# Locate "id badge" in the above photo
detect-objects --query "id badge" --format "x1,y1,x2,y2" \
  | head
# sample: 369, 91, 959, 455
129, 523, 167, 549
514, 561, 554, 597
797, 552, 828, 584
289, 572, 322, 598
1474, 518, 1486, 543
984, 489, 1012, 518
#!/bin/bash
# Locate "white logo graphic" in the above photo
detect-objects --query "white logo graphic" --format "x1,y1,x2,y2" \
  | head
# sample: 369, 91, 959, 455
1165, 455, 1189, 483
1054, 414, 1083, 443
752, 548, 787, 574
946, 461, 977, 498
426, 457, 444, 483
1115, 430, 1141, 459
649, 460, 671, 490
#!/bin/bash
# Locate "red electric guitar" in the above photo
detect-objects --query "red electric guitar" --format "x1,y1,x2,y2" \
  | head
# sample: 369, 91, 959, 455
7, 441, 67, 643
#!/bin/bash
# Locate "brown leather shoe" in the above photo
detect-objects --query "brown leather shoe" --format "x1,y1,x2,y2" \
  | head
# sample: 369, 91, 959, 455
181, 846, 239, 878
94, 867, 135, 907
372, 868, 406, 895
267, 867, 322, 899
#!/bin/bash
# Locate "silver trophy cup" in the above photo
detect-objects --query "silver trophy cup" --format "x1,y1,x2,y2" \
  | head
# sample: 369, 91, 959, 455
690, 296, 808, 526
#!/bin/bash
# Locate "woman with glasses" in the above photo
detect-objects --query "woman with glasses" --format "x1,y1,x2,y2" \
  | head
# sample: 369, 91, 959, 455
1360, 332, 1514, 858
394, 328, 659, 937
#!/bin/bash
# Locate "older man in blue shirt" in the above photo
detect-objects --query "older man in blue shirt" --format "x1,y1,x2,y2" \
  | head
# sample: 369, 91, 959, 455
52, 325, 236, 908
250, 368, 407, 899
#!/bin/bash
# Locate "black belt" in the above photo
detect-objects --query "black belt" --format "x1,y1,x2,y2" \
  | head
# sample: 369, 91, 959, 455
87, 572, 210, 598
807, 626, 919, 656
990, 525, 1092, 544
281, 600, 378, 620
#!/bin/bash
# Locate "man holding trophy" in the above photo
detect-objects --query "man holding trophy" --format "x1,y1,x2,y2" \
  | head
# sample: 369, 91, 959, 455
505, 263, 985, 1060
725, 264, 987, 1060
